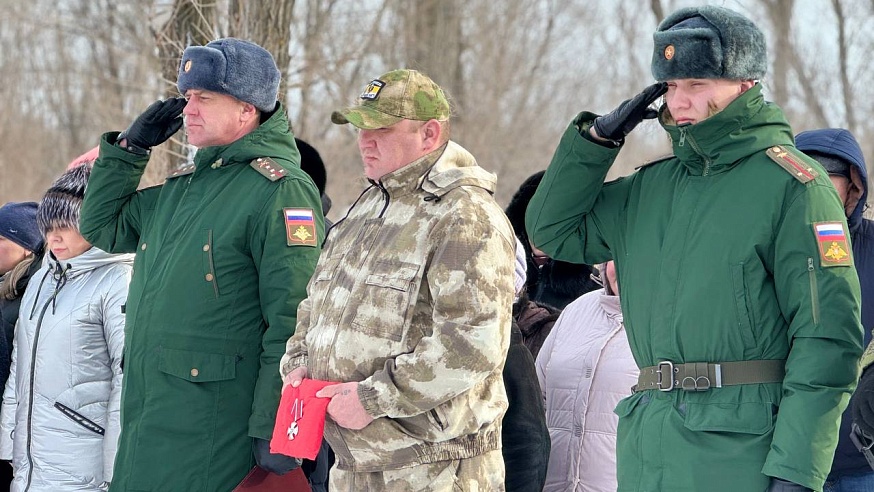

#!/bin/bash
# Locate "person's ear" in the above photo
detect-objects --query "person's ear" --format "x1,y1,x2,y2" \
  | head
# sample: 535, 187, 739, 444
739, 80, 755, 93
420, 119, 442, 150
240, 102, 258, 123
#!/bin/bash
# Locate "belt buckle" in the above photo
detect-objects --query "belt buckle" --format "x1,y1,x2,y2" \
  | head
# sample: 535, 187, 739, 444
656, 360, 675, 391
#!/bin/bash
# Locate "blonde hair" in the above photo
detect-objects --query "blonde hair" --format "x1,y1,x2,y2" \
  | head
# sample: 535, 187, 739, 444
0, 253, 36, 301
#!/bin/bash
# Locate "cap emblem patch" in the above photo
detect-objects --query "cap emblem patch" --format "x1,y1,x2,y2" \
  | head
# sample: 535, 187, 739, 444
184, 60, 192, 72
664, 45, 675, 60
360, 80, 385, 100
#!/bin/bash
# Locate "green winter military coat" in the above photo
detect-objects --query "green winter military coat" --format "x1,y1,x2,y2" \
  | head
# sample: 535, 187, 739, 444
80, 104, 323, 492
526, 85, 862, 492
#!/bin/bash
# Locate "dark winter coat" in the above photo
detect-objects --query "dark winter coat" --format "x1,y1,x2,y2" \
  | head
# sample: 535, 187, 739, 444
529, 260, 600, 310
796, 128, 874, 479
0, 255, 42, 393
514, 294, 562, 360
503, 320, 550, 491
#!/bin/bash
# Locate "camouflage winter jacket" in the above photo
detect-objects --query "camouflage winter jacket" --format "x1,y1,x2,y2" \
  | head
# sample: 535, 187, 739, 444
282, 141, 515, 472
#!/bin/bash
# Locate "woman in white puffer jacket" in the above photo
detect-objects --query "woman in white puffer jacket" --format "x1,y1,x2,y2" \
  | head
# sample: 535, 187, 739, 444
0, 164, 133, 491
536, 261, 638, 492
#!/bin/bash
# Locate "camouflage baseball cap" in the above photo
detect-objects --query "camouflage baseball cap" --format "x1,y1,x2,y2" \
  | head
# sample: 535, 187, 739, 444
331, 69, 450, 129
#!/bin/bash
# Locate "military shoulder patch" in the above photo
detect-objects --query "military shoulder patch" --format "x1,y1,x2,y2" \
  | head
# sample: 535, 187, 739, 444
813, 221, 852, 267
766, 146, 819, 184
284, 208, 318, 247
635, 154, 674, 171
166, 164, 195, 179
250, 157, 288, 181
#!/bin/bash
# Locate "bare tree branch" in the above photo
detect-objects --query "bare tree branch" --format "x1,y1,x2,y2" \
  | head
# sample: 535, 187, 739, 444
833, 0, 856, 131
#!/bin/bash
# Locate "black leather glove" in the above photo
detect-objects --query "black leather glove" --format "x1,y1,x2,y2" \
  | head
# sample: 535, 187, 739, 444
853, 366, 874, 437
766, 478, 812, 491
592, 82, 668, 142
253, 437, 301, 476
118, 97, 187, 152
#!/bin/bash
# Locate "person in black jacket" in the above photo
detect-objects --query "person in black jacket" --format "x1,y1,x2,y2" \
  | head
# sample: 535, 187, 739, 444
502, 239, 550, 491
0, 201, 44, 490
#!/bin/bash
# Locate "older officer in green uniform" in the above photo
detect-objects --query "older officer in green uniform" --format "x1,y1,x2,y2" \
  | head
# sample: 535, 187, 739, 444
80, 38, 323, 492
526, 6, 862, 492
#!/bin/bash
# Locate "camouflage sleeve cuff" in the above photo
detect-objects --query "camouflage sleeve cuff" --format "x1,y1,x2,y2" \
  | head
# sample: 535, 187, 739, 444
279, 355, 308, 377
862, 339, 874, 370
357, 381, 386, 419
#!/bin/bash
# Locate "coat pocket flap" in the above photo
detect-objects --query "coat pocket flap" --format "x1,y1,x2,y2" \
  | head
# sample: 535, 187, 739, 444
683, 402, 774, 435
158, 348, 237, 383
364, 261, 419, 292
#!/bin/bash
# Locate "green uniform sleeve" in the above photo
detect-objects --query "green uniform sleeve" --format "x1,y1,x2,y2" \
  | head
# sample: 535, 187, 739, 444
525, 114, 628, 265
247, 176, 323, 439
357, 200, 515, 419
80, 132, 161, 253
762, 181, 863, 489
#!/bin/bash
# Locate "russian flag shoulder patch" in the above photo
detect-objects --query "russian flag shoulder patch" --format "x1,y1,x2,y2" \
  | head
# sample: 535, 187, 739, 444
813, 221, 852, 267
284, 208, 318, 247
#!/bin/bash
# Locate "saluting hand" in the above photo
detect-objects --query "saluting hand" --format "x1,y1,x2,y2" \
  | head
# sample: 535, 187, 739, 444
317, 382, 374, 430
591, 82, 668, 142
119, 97, 187, 151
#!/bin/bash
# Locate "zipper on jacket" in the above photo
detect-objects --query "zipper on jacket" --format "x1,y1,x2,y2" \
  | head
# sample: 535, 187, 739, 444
53, 402, 105, 435
23, 266, 69, 492
808, 258, 820, 325
24, 295, 55, 492
684, 131, 713, 175
678, 127, 686, 147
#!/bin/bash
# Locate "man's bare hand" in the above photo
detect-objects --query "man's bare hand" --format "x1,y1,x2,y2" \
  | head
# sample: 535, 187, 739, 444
282, 366, 308, 394
317, 382, 374, 430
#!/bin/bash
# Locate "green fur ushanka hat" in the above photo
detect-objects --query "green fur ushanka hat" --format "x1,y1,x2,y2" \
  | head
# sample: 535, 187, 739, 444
651, 6, 767, 82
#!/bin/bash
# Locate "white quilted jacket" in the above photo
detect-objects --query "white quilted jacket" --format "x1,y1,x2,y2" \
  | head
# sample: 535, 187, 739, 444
536, 289, 638, 492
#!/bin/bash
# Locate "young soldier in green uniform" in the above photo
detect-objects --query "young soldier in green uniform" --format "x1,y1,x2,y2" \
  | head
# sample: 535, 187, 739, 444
526, 6, 862, 492
80, 39, 323, 491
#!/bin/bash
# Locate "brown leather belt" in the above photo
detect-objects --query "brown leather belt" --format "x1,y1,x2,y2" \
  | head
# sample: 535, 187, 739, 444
635, 359, 785, 392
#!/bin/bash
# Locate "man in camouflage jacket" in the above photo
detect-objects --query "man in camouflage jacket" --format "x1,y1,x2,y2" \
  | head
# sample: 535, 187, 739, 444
281, 69, 515, 490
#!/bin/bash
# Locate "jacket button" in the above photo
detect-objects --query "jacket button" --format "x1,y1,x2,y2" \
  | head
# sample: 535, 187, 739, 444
190, 368, 199, 377
205, 273, 214, 282
141, 243, 147, 251
203, 244, 210, 252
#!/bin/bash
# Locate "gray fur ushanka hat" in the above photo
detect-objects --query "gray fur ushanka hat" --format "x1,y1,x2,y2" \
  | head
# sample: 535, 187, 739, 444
177, 38, 280, 113
652, 5, 767, 82
37, 164, 91, 235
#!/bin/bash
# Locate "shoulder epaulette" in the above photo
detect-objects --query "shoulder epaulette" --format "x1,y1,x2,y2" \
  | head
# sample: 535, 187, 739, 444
765, 145, 819, 184
166, 164, 195, 179
635, 154, 674, 171
249, 157, 288, 181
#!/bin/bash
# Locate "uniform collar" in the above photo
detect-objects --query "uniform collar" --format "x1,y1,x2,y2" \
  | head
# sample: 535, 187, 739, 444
372, 144, 447, 198
193, 103, 294, 170
659, 84, 794, 176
